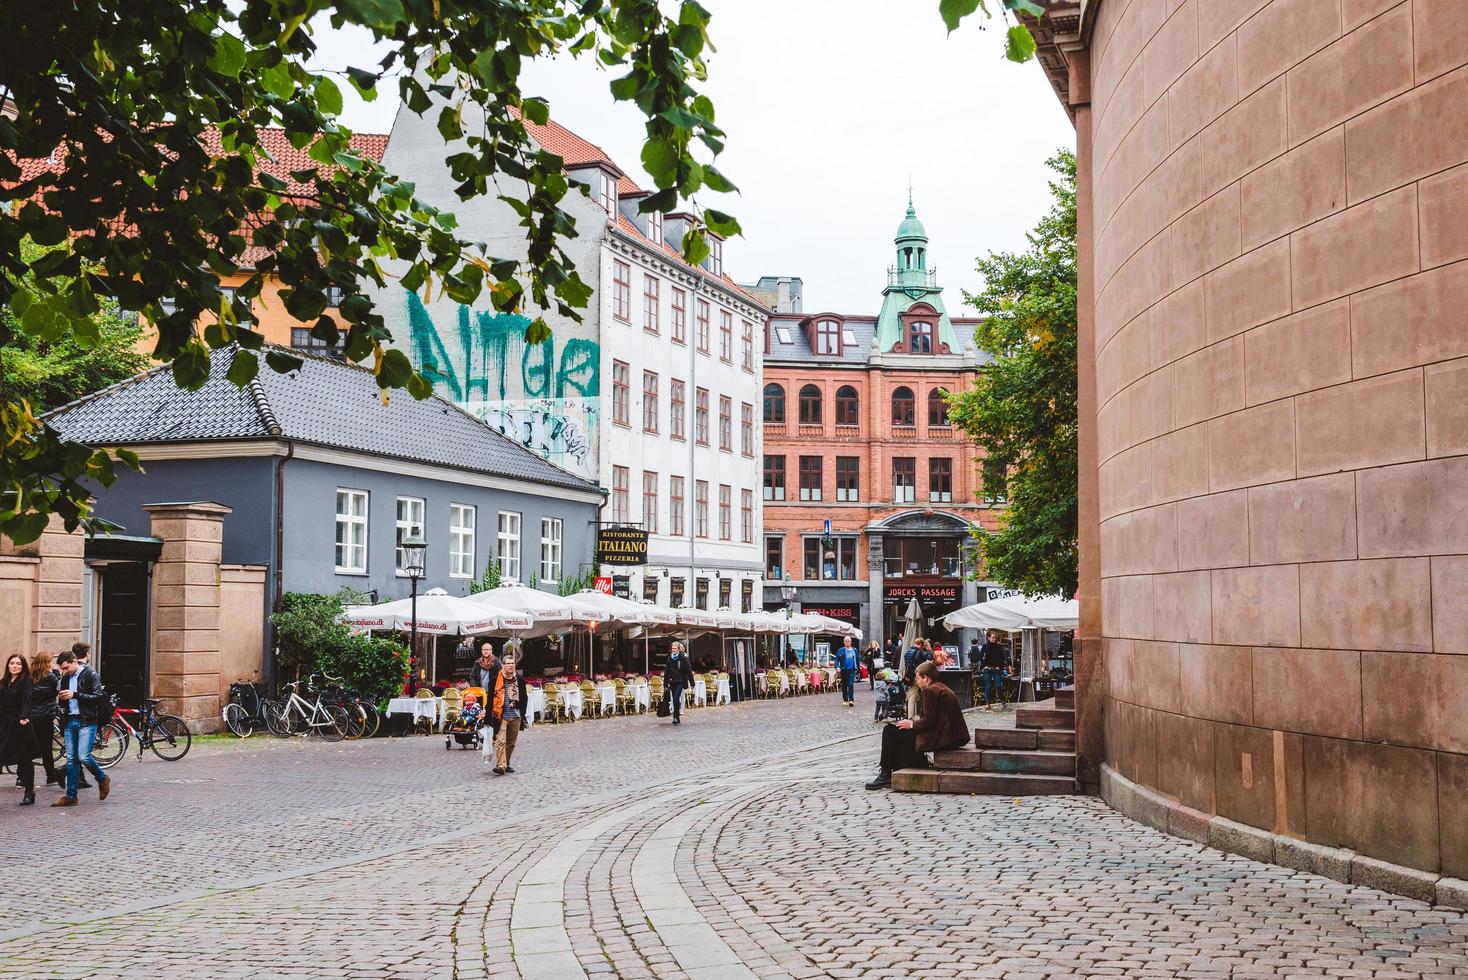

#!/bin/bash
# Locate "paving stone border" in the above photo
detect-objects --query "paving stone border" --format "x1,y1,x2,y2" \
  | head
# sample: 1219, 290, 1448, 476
1100, 763, 1468, 912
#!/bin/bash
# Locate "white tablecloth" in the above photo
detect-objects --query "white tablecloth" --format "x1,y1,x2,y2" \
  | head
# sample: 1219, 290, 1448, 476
715, 677, 731, 705
386, 697, 444, 729
525, 686, 545, 727
597, 684, 616, 716
560, 686, 584, 720
626, 682, 650, 712
692, 678, 707, 706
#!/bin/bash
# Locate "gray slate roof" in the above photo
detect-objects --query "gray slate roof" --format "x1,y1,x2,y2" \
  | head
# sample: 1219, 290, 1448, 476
46, 345, 599, 494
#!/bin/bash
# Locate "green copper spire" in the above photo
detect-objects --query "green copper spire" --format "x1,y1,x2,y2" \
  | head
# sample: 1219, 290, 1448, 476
874, 189, 960, 353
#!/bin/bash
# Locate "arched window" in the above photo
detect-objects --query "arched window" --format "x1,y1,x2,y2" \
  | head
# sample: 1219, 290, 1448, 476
928, 387, 950, 427
891, 386, 915, 426
762, 383, 785, 424
798, 384, 823, 425
835, 385, 860, 426
908, 320, 933, 353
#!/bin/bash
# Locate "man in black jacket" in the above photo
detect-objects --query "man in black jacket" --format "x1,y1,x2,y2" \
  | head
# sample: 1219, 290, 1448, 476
979, 630, 1010, 709
665, 641, 694, 725
52, 650, 110, 806
469, 645, 500, 700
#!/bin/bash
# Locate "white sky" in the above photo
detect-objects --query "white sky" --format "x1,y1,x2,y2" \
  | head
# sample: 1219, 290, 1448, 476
317, 1, 1075, 313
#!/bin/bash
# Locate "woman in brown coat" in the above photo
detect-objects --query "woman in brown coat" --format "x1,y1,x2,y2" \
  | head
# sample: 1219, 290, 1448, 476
866, 660, 969, 790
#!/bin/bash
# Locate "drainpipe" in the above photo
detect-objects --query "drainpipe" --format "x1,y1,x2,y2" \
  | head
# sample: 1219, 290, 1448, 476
270, 441, 294, 687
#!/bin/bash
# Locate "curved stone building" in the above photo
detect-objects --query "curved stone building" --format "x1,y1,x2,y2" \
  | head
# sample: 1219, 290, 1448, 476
1032, 0, 1468, 881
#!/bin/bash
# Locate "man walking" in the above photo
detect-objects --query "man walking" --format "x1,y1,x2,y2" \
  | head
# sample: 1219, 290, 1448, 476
64, 642, 95, 789
489, 654, 526, 775
52, 650, 110, 807
470, 643, 499, 693
665, 641, 694, 725
865, 661, 969, 790
836, 636, 860, 707
979, 630, 1009, 709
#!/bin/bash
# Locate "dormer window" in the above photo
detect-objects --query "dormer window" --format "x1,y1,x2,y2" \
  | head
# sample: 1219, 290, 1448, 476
598, 171, 617, 216
705, 236, 723, 276
648, 210, 663, 246
908, 320, 933, 354
815, 319, 841, 355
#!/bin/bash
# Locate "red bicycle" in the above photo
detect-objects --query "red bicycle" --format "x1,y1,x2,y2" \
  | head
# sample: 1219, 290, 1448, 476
94, 698, 193, 764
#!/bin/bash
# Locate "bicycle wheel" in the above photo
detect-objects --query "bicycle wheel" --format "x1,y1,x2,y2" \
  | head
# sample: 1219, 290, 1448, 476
92, 722, 128, 769
339, 701, 368, 740
148, 715, 192, 761
223, 702, 253, 738
263, 701, 293, 739
316, 704, 349, 742
359, 701, 382, 739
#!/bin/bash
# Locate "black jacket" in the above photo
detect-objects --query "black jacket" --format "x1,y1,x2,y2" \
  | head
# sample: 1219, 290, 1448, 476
57, 666, 108, 726
665, 653, 694, 688
979, 642, 1009, 671
28, 670, 59, 722
0, 675, 39, 765
469, 659, 500, 693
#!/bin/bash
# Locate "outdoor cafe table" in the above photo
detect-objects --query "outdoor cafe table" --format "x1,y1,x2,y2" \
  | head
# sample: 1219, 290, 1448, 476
526, 686, 546, 727
386, 697, 444, 732
559, 685, 584, 720
596, 683, 616, 716
625, 681, 650, 713
715, 676, 731, 705
692, 677, 708, 706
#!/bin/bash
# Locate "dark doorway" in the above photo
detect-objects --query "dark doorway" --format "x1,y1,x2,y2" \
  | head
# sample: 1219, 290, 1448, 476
98, 562, 150, 709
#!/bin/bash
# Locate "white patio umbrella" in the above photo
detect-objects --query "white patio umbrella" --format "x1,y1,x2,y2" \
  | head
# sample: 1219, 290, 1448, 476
899, 596, 924, 655
563, 591, 678, 627
339, 588, 533, 635
942, 594, 1078, 631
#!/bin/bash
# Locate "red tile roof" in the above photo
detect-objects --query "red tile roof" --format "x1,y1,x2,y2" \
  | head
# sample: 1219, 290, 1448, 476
521, 116, 643, 196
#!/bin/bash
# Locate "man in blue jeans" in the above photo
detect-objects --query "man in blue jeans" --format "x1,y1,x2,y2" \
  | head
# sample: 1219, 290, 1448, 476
52, 649, 111, 807
836, 636, 860, 707
979, 630, 1010, 709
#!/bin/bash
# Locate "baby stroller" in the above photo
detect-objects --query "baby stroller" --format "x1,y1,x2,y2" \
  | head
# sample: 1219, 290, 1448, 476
879, 675, 908, 722
444, 689, 486, 751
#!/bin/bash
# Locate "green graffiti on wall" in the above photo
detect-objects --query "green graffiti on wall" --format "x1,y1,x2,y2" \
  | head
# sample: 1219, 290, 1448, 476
403, 289, 600, 402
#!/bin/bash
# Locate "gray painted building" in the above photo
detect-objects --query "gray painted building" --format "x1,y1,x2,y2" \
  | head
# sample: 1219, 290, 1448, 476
48, 346, 603, 681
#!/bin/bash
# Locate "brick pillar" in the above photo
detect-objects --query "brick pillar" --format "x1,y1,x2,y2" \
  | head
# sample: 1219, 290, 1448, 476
34, 514, 86, 656
145, 502, 232, 728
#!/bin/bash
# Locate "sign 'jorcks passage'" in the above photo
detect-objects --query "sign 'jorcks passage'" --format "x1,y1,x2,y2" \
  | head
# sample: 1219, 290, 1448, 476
595, 526, 649, 565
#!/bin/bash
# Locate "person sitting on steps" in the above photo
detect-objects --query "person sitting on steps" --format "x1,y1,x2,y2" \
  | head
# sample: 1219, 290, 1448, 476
865, 660, 969, 790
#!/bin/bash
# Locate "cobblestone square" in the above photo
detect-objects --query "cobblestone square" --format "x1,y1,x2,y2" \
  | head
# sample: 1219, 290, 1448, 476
2, 693, 1464, 979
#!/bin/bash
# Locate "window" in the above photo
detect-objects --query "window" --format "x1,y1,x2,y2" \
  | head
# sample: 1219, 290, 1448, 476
497, 511, 522, 582
719, 577, 732, 609
643, 371, 659, 433
695, 387, 710, 445
775, 326, 793, 344
815, 318, 841, 355
449, 504, 475, 579
799, 455, 823, 501
741, 489, 753, 543
612, 360, 630, 426
804, 536, 858, 581
670, 476, 685, 536
718, 395, 732, 452
908, 320, 933, 353
540, 517, 562, 583
835, 385, 859, 426
763, 383, 786, 423
891, 386, 915, 426
887, 537, 962, 578
325, 283, 346, 307
707, 237, 724, 276
741, 320, 754, 371
335, 489, 367, 574
648, 209, 663, 246
671, 287, 687, 344
718, 484, 731, 540
291, 328, 344, 352
763, 455, 786, 501
696, 298, 711, 352
740, 403, 754, 456
719, 310, 733, 362
395, 496, 425, 575
929, 388, 950, 427
697, 576, 711, 610
643, 275, 660, 333
670, 379, 686, 440
695, 480, 709, 538
893, 457, 916, 503
929, 457, 953, 502
612, 260, 631, 322
798, 384, 822, 426
836, 457, 860, 502
644, 577, 660, 603
598, 171, 618, 215
642, 471, 659, 534
219, 284, 249, 312
765, 536, 784, 579
611, 466, 630, 523
670, 576, 686, 607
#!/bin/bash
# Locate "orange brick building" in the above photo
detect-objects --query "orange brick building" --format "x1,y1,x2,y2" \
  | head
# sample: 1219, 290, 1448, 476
755, 201, 1002, 655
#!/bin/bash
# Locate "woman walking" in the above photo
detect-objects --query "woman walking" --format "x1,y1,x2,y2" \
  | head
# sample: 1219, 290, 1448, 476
28, 652, 61, 787
0, 653, 40, 805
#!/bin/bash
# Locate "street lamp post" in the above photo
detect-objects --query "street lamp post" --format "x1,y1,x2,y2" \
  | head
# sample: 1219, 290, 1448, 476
781, 573, 798, 668
402, 529, 427, 691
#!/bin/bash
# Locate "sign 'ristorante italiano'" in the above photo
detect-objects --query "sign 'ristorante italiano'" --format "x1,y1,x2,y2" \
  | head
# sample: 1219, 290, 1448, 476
595, 527, 650, 565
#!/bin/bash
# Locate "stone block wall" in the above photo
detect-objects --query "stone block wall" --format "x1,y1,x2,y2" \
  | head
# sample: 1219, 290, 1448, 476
146, 502, 232, 727
1081, 0, 1468, 877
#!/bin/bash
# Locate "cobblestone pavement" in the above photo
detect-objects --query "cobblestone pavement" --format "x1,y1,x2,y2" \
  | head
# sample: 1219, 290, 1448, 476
1, 692, 1464, 979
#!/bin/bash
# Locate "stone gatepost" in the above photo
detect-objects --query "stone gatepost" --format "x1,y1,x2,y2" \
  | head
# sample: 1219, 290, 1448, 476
0, 513, 85, 660
144, 502, 232, 727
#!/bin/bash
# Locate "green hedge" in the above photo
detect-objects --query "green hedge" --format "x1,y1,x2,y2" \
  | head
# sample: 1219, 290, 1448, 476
270, 590, 409, 705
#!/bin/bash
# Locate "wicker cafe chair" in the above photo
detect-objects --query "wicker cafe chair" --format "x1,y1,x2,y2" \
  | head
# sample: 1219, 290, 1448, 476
542, 683, 563, 723
649, 676, 665, 712
440, 687, 463, 730
613, 678, 635, 715
414, 688, 435, 699
581, 679, 603, 717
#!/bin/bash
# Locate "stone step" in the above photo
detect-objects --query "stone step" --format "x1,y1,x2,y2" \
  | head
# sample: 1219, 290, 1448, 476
1055, 685, 1075, 710
972, 728, 1039, 750
891, 768, 1076, 795
1037, 728, 1076, 752
931, 747, 1076, 776
1016, 699, 1075, 731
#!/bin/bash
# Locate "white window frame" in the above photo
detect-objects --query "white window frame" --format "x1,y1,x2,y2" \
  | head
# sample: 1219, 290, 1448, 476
540, 517, 562, 584
497, 511, 522, 583
648, 209, 664, 246
449, 503, 475, 579
335, 489, 368, 575
395, 496, 425, 576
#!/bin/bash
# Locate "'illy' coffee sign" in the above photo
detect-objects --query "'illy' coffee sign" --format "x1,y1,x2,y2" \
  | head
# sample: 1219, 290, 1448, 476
595, 526, 649, 565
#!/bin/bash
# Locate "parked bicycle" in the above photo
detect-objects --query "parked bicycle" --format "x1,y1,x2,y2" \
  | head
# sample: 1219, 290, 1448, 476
264, 677, 351, 741
317, 675, 380, 740
223, 678, 270, 738
98, 697, 193, 762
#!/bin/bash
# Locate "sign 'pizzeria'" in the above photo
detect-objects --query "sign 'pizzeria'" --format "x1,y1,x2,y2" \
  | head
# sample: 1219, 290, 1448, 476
595, 526, 650, 566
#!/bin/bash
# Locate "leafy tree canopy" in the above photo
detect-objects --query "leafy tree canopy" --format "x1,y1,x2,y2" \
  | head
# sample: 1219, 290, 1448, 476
948, 150, 1077, 597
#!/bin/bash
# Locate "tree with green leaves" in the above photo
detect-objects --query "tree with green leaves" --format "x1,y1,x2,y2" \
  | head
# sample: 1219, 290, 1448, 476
948, 150, 1077, 598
